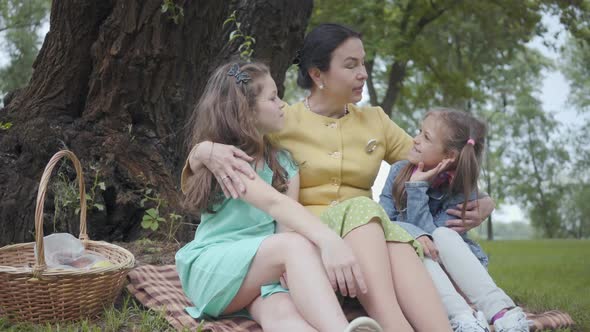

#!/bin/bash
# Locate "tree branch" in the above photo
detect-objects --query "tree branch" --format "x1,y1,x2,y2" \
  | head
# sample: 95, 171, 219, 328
0, 21, 41, 33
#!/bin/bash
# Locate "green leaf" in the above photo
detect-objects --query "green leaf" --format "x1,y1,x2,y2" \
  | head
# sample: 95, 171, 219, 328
98, 182, 106, 191
223, 17, 235, 27
146, 208, 159, 218
141, 219, 152, 229
94, 203, 105, 211
238, 41, 252, 52
229, 30, 242, 42
150, 222, 159, 231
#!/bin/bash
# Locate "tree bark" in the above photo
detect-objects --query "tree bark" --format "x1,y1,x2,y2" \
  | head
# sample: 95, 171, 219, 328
380, 60, 407, 117
0, 0, 313, 245
365, 59, 378, 106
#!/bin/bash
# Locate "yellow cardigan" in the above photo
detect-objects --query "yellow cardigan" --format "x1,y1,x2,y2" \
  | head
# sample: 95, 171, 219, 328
274, 102, 412, 216
181, 102, 412, 216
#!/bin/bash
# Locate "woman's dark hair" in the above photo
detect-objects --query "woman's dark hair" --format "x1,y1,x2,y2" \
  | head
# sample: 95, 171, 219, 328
296, 23, 362, 89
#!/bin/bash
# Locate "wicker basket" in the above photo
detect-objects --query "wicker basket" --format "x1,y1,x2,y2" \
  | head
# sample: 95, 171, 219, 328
0, 150, 135, 323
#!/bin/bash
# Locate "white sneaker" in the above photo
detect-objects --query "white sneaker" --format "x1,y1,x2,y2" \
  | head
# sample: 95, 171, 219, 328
344, 316, 383, 332
450, 311, 490, 332
493, 307, 530, 332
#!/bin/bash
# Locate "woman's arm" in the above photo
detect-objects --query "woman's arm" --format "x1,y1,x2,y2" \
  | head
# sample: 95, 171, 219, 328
235, 171, 367, 298
445, 196, 495, 234
185, 141, 256, 198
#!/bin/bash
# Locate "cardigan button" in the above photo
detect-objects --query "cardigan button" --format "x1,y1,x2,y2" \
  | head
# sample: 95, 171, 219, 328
330, 151, 341, 158
330, 200, 339, 207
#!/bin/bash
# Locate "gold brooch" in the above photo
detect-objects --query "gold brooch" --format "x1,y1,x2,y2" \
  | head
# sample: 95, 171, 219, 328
365, 139, 378, 153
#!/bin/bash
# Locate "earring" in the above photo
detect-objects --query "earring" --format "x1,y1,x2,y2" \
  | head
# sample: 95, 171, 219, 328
319, 83, 325, 90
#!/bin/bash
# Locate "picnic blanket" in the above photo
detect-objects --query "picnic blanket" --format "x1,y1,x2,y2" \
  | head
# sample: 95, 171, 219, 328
126, 265, 575, 332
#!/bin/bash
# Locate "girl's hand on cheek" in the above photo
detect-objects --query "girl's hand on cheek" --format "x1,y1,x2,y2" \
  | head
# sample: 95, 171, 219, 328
410, 158, 453, 183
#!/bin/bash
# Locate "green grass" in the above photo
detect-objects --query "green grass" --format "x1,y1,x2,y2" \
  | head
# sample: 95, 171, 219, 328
480, 239, 589, 332
0, 292, 199, 332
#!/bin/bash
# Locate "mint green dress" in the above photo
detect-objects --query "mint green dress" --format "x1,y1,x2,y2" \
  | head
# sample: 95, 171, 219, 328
175, 152, 298, 319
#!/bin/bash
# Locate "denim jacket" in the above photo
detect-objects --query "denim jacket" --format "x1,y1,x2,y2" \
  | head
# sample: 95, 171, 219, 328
379, 160, 489, 267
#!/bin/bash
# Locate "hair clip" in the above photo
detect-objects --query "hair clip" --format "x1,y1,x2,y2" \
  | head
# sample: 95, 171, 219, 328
227, 63, 251, 84
293, 50, 302, 65
466, 138, 475, 145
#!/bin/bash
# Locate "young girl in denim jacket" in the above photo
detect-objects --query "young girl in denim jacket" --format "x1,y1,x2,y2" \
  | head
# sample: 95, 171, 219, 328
379, 108, 529, 332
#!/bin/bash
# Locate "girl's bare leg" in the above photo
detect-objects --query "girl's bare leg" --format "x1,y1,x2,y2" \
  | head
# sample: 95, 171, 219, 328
387, 241, 452, 332
343, 220, 413, 332
248, 294, 317, 332
224, 232, 347, 332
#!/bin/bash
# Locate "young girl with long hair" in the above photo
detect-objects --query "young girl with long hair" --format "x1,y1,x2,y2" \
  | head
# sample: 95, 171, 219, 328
380, 108, 529, 332
176, 61, 382, 332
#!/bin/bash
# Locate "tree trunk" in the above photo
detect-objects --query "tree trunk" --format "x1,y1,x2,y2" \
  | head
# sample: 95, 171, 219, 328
380, 60, 407, 117
0, 0, 313, 246
365, 58, 378, 106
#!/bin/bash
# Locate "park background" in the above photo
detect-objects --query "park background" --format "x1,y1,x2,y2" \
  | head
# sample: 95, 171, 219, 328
0, 0, 588, 331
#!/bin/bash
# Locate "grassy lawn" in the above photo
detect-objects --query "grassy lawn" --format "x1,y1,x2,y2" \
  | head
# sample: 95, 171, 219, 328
480, 239, 589, 332
0, 293, 190, 332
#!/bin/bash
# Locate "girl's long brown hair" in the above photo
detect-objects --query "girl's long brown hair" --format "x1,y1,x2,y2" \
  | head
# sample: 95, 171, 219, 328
393, 108, 487, 221
184, 61, 289, 214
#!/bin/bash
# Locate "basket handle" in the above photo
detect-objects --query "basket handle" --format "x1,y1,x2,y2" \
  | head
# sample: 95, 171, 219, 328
33, 150, 87, 276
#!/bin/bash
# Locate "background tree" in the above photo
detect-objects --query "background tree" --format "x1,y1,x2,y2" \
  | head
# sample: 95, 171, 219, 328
561, 37, 590, 113
0, 0, 50, 102
559, 35, 590, 238
0, 0, 313, 246
311, 0, 586, 118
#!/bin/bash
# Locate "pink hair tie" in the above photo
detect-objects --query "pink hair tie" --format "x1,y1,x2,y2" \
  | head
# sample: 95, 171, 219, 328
467, 138, 475, 145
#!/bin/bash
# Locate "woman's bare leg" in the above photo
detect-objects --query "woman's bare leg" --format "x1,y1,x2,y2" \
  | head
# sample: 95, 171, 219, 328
248, 294, 318, 332
223, 232, 347, 332
343, 220, 413, 332
387, 241, 451, 332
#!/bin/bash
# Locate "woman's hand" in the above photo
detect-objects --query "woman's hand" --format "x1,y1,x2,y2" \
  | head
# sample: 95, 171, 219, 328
189, 141, 256, 198
409, 159, 454, 183
417, 235, 439, 262
317, 235, 367, 298
445, 196, 495, 233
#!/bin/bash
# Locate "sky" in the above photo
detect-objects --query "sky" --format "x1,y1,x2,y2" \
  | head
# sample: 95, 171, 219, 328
1, 13, 582, 224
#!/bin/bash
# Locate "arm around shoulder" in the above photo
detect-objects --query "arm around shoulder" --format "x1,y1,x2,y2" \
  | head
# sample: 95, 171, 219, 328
235, 171, 335, 246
